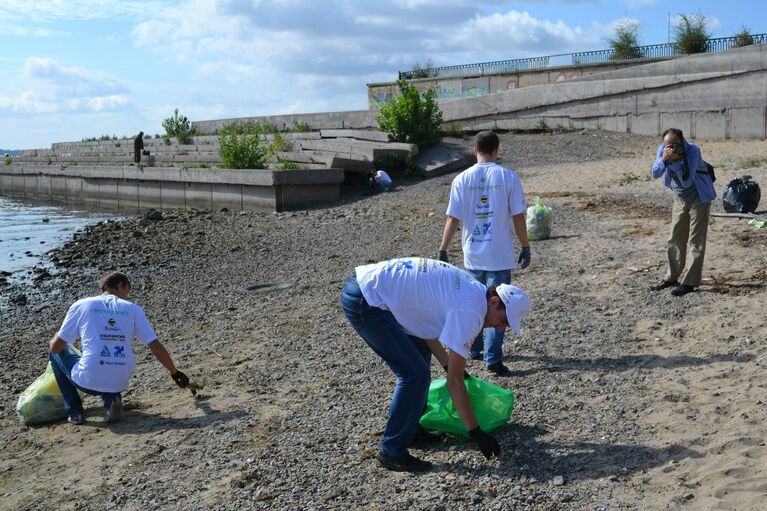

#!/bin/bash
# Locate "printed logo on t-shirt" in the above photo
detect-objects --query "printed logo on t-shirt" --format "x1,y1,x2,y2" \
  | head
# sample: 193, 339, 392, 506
107, 318, 116, 327
100, 345, 111, 357
113, 346, 126, 358
475, 194, 493, 219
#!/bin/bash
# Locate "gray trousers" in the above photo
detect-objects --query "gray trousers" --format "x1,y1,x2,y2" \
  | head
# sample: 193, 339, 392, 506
665, 196, 711, 287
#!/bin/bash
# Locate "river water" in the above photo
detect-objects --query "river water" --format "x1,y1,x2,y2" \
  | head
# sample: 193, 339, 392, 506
0, 196, 117, 274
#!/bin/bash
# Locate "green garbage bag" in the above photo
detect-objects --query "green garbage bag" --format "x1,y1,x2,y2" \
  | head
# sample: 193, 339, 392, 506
525, 196, 553, 240
16, 349, 83, 425
419, 377, 515, 437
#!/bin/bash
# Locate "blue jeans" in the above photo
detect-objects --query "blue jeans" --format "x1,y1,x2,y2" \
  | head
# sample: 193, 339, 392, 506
49, 345, 121, 417
340, 272, 431, 459
467, 269, 512, 365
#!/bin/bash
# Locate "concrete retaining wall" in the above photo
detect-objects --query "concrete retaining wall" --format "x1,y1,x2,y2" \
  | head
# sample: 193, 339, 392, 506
367, 57, 671, 108
437, 45, 767, 140
0, 164, 345, 212
192, 111, 377, 135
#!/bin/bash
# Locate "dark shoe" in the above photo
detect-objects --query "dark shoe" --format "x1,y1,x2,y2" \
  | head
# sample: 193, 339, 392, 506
671, 284, 696, 297
487, 362, 511, 376
410, 426, 443, 448
104, 396, 123, 424
67, 414, 84, 425
650, 280, 678, 291
376, 452, 433, 472
470, 352, 483, 361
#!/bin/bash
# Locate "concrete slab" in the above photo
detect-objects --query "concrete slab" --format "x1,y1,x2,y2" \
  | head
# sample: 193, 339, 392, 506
184, 182, 212, 210
138, 180, 162, 209
211, 183, 243, 210
694, 111, 727, 139
630, 112, 661, 136
414, 145, 474, 177
729, 106, 766, 139
319, 129, 392, 142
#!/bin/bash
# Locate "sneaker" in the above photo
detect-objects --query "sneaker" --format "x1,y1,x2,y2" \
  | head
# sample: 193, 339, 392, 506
410, 426, 443, 448
487, 362, 511, 376
67, 414, 84, 425
650, 280, 678, 291
376, 452, 433, 473
671, 284, 696, 297
104, 396, 123, 424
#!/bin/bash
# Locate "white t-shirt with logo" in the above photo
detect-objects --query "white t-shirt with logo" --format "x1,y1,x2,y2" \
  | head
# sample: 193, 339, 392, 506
446, 162, 527, 271
56, 294, 158, 393
355, 257, 486, 359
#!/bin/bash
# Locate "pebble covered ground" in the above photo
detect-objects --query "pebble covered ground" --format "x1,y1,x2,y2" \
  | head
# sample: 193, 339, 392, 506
1, 130, 765, 510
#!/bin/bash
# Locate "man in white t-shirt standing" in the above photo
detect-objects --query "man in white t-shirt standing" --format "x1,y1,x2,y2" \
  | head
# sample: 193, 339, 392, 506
340, 257, 531, 472
438, 131, 530, 377
48, 272, 190, 425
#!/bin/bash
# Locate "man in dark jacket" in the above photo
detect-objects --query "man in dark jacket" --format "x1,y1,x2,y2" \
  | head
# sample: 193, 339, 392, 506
134, 132, 144, 165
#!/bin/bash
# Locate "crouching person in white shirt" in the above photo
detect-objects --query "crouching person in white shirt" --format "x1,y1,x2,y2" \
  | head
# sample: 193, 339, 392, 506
340, 257, 531, 472
48, 272, 190, 425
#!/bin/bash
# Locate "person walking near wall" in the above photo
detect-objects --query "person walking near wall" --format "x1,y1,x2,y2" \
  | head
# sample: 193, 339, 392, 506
437, 131, 530, 376
650, 128, 716, 297
134, 132, 144, 165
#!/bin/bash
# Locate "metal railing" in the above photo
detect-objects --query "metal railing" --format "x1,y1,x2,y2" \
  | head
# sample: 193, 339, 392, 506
399, 33, 767, 79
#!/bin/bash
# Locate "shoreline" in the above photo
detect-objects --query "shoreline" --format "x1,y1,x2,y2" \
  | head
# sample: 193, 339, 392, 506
1, 130, 765, 510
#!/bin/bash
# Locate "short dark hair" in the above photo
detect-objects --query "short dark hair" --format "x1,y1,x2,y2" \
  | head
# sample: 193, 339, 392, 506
486, 286, 506, 310
100, 272, 131, 292
662, 128, 685, 143
475, 131, 499, 155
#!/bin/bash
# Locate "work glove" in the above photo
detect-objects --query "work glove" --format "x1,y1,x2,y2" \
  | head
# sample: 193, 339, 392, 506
468, 426, 501, 459
171, 370, 190, 388
442, 364, 471, 380
517, 246, 531, 269
438, 250, 449, 263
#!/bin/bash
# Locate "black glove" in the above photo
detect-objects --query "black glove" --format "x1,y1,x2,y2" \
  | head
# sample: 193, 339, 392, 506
438, 250, 449, 263
517, 246, 531, 269
171, 370, 189, 388
443, 364, 471, 380
468, 426, 501, 459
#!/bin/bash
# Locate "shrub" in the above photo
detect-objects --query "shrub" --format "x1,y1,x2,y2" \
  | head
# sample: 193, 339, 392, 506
442, 122, 462, 138
674, 14, 710, 54
377, 79, 443, 147
3, 157, 12, 165
290, 121, 311, 133
410, 58, 435, 79
274, 158, 301, 170
162, 108, 195, 145
218, 125, 268, 169
733, 26, 754, 47
608, 20, 642, 60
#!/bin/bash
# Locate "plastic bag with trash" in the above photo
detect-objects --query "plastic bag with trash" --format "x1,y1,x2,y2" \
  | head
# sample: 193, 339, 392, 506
525, 196, 553, 240
723, 176, 761, 214
16, 351, 82, 425
420, 376, 515, 437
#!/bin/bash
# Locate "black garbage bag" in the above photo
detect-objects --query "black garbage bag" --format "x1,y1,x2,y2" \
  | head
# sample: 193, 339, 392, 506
723, 176, 761, 213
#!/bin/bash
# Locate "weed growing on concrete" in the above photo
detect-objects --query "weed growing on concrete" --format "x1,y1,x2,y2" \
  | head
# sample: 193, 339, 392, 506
535, 119, 549, 131
674, 14, 710, 54
733, 26, 754, 47
162, 108, 196, 145
274, 158, 301, 170
290, 122, 311, 133
442, 123, 463, 138
608, 19, 641, 60
3, 157, 12, 165
218, 125, 268, 169
620, 172, 640, 185
377, 79, 442, 148
410, 58, 435, 79
67, 161, 78, 166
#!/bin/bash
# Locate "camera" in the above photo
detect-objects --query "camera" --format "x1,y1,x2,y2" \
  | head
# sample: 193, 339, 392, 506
670, 143, 684, 156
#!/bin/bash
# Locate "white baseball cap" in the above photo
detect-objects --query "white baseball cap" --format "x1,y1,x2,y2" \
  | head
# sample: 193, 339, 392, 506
495, 284, 531, 334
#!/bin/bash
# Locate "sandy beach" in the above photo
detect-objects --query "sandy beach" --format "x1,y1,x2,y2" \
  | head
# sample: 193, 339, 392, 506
1, 130, 765, 510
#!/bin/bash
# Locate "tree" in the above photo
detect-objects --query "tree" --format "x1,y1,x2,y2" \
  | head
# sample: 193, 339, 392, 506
674, 14, 710, 55
410, 58, 435, 79
733, 26, 754, 48
162, 108, 195, 145
608, 20, 642, 60
376, 80, 443, 148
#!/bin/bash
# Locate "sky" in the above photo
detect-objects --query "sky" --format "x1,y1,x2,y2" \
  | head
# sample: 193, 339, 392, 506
0, 0, 764, 149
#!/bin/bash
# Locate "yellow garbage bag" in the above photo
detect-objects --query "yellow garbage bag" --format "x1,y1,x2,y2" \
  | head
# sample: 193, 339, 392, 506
16, 350, 82, 425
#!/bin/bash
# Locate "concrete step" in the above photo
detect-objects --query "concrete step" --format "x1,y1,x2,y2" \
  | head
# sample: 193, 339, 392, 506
319, 129, 392, 143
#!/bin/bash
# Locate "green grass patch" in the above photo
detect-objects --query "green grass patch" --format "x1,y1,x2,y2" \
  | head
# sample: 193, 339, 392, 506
735, 156, 767, 170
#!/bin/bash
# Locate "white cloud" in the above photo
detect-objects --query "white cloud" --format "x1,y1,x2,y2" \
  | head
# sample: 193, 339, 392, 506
0, 57, 131, 114
0, 0, 172, 21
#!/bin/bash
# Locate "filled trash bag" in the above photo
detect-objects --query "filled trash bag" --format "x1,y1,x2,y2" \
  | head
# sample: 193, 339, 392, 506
420, 376, 515, 437
16, 358, 81, 425
723, 177, 761, 214
525, 196, 553, 240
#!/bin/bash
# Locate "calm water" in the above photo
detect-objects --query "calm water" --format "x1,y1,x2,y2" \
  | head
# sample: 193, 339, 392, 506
0, 196, 117, 274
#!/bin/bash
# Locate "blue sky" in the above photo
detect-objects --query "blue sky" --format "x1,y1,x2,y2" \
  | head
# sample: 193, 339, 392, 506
0, 0, 764, 148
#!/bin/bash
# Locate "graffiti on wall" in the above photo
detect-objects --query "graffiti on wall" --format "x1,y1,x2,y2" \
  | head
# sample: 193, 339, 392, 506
506, 80, 518, 90
461, 86, 490, 98
555, 71, 581, 82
